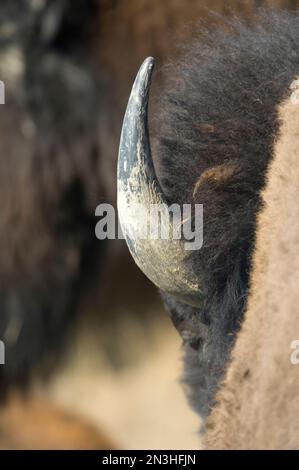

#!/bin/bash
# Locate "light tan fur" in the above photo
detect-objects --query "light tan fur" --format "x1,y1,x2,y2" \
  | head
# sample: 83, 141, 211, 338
204, 89, 299, 449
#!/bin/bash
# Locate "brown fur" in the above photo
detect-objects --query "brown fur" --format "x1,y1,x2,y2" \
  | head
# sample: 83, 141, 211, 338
204, 88, 299, 449
193, 163, 240, 197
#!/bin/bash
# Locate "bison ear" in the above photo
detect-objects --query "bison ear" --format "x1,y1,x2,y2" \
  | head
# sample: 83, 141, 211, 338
117, 57, 203, 307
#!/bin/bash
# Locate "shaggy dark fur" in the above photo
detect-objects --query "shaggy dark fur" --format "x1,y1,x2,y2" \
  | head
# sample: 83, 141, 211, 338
0, 0, 104, 393
156, 9, 299, 420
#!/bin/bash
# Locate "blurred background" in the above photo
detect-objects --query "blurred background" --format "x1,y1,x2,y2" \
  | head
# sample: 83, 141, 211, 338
0, 0, 298, 450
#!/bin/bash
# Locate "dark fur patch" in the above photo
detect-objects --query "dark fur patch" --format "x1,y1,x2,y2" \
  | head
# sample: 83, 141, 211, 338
156, 9, 299, 420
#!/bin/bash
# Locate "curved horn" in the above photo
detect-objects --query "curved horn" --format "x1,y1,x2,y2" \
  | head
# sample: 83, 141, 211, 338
117, 57, 202, 306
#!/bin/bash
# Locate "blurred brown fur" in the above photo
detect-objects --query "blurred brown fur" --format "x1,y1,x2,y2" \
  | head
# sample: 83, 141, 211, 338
0, 392, 114, 449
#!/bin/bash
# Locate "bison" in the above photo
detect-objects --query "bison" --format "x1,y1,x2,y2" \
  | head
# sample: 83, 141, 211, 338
1, 0, 299, 449
118, 8, 299, 447
0, 0, 262, 398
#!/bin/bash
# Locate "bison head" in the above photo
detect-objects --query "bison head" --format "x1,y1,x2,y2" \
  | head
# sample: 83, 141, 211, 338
117, 10, 299, 420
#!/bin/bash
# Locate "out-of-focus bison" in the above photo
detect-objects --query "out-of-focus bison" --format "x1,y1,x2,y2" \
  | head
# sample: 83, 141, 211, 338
118, 8, 299, 448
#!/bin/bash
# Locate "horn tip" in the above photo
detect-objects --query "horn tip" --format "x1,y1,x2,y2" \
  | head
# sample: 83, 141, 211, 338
141, 56, 155, 75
